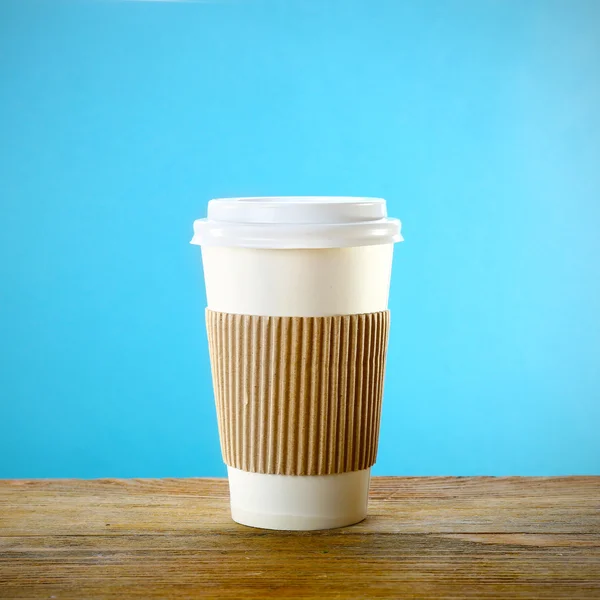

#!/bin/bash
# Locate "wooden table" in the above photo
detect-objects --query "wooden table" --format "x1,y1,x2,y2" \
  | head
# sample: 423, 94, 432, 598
0, 477, 599, 599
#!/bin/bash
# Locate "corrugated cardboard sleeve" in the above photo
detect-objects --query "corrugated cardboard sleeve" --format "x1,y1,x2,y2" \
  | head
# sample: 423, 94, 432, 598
206, 310, 390, 476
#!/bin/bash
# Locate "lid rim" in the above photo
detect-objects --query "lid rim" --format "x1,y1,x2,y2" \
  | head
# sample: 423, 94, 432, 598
193, 197, 402, 249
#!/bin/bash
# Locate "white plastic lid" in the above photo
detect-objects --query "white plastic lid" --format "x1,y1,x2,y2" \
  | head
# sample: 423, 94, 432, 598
190, 196, 403, 249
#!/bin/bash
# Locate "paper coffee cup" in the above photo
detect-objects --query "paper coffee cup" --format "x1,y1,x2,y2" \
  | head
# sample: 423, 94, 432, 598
191, 197, 402, 530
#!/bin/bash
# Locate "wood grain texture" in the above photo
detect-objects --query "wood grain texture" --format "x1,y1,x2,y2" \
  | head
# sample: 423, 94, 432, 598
0, 477, 599, 599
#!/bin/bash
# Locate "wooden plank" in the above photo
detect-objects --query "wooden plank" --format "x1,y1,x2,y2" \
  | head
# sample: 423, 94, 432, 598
1, 477, 599, 599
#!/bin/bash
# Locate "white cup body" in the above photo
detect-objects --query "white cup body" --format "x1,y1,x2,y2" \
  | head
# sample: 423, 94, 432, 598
202, 243, 394, 530
202, 244, 392, 316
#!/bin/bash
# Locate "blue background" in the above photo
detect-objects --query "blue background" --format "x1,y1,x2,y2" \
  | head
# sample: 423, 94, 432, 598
1, 0, 599, 478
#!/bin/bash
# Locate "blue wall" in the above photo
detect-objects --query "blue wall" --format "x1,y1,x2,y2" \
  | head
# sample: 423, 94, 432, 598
1, 0, 599, 477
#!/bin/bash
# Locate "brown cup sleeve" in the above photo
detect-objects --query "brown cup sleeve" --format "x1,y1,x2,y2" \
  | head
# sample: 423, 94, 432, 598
206, 310, 390, 476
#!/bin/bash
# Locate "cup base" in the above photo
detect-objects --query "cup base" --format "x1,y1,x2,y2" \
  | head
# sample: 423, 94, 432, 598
227, 466, 370, 531
231, 505, 366, 531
